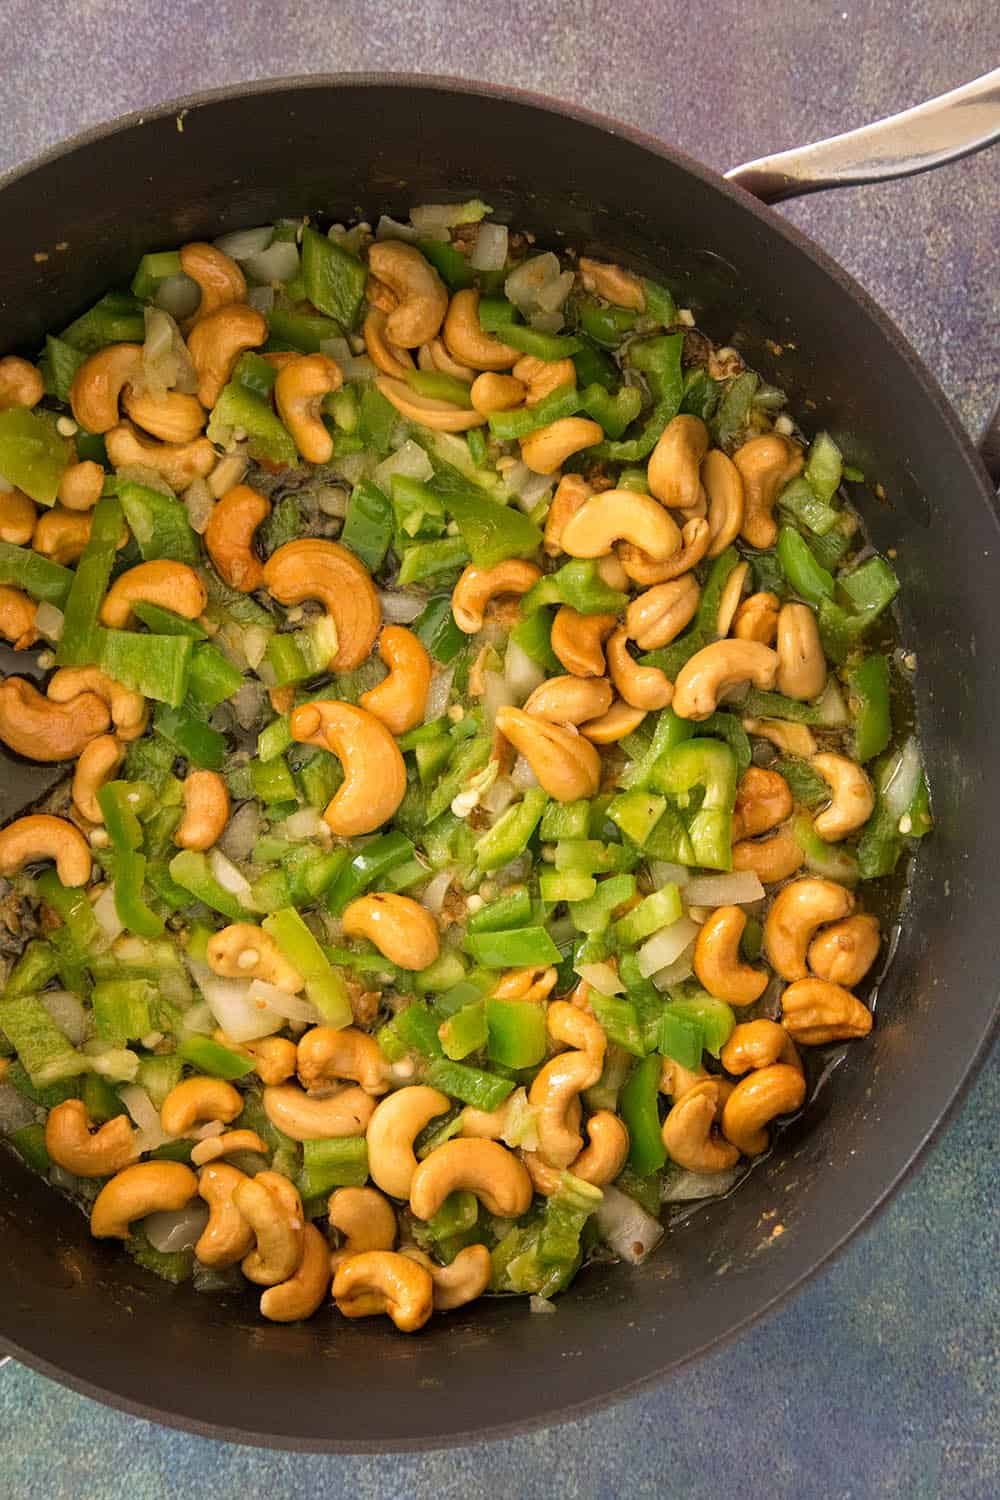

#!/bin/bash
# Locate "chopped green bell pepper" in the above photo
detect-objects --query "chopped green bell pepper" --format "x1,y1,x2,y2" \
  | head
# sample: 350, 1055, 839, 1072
475, 787, 548, 872
118, 481, 199, 563
300, 226, 367, 330
848, 653, 892, 763
620, 1053, 666, 1175
651, 738, 738, 871
263, 908, 352, 1027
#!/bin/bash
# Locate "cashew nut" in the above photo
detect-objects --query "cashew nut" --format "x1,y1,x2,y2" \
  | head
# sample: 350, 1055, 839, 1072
715, 560, 750, 638
525, 1110, 629, 1195
160, 1076, 243, 1135
618, 518, 710, 585
451, 559, 541, 634
807, 912, 880, 988
550, 608, 616, 678
333, 1249, 434, 1332
580, 698, 647, 743
734, 434, 804, 550
58, 460, 105, 511
625, 574, 701, 651
0, 355, 44, 410
328, 1185, 397, 1267
0, 489, 37, 544
561, 488, 681, 560
606, 626, 673, 711
402, 1243, 492, 1312
720, 1019, 801, 1076
776, 603, 826, 701
659, 1057, 709, 1100
275, 354, 343, 463
721, 1063, 806, 1155
494, 706, 600, 802
373, 376, 486, 431
780, 976, 874, 1044
811, 753, 875, 841
422, 336, 477, 382
195, 1161, 255, 1267
342, 894, 441, 972
520, 417, 604, 476
672, 639, 779, 721
236, 1170, 304, 1286
0, 587, 38, 650
203, 483, 270, 592
732, 827, 804, 884
174, 769, 230, 852
742, 717, 818, 757
259, 1222, 330, 1322
443, 289, 519, 370
263, 539, 381, 671
764, 876, 855, 981
105, 422, 216, 490
45, 1098, 137, 1177
733, 590, 780, 644
0, 676, 109, 761
470, 372, 525, 416
366, 1085, 451, 1200
363, 308, 416, 379
290, 699, 405, 836
358, 625, 432, 735
90, 1161, 198, 1239
528, 1001, 605, 1168
732, 766, 793, 841
703, 448, 745, 557
122, 387, 207, 445
368, 242, 449, 348
410, 1138, 533, 1220
186, 303, 268, 408
31, 507, 94, 566
0, 814, 91, 887
661, 1078, 740, 1173
179, 241, 247, 325
578, 258, 645, 310
100, 559, 207, 628
693, 905, 769, 1006
297, 1025, 388, 1095
264, 1082, 376, 1141
239, 1035, 298, 1086
69, 343, 143, 433
543, 474, 591, 556
189, 1129, 269, 1167
72, 734, 125, 823
492, 966, 558, 1003
47, 666, 148, 741
207, 923, 304, 993
523, 674, 613, 726
514, 354, 577, 407
648, 415, 709, 508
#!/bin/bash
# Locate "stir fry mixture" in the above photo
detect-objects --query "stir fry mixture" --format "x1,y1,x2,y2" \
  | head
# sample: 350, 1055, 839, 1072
0, 202, 931, 1330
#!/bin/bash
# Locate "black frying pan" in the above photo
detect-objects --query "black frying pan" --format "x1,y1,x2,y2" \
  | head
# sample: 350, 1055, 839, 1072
0, 74, 997, 1452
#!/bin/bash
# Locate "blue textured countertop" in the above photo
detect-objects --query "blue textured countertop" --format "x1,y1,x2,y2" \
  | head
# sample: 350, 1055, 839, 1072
1, 5, 997, 1495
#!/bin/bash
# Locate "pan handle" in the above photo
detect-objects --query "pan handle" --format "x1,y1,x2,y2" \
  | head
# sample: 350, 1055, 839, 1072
725, 68, 1000, 204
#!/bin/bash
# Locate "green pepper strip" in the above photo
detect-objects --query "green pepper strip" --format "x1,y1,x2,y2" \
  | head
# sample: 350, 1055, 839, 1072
521, 558, 628, 618
0, 407, 69, 505
98, 781, 165, 939
446, 489, 542, 566
118, 481, 199, 563
463, 926, 561, 968
300, 226, 367, 329
620, 1053, 667, 1175
326, 831, 415, 915
651, 739, 738, 871
168, 850, 255, 922
475, 787, 548, 872
590, 333, 684, 462
848, 653, 892, 763
485, 996, 547, 1068
488, 383, 582, 440
263, 908, 352, 1027
0, 540, 73, 608
341, 479, 393, 571
97, 631, 192, 707
153, 705, 226, 769
777, 526, 834, 606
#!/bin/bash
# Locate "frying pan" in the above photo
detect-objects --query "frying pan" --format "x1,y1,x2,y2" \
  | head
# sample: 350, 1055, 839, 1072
0, 73, 997, 1452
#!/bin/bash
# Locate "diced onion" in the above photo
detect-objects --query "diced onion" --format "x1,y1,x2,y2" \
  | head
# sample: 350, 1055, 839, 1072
183, 478, 215, 534
373, 439, 434, 489
637, 916, 701, 978
682, 871, 765, 907
883, 736, 922, 821
420, 867, 456, 916
40, 990, 89, 1046
153, 273, 200, 321
503, 460, 554, 512
661, 1167, 741, 1203
240, 625, 270, 671
188, 961, 283, 1042
498, 1087, 539, 1150
483, 669, 516, 730
505, 253, 564, 315
470, 223, 509, 271
144, 1201, 211, 1252
317, 485, 349, 518
595, 1185, 664, 1264
424, 665, 455, 722
338, 354, 377, 382
142, 306, 198, 397
408, 205, 455, 241
573, 961, 624, 996
0, 1083, 38, 1136
535, 271, 575, 313
231, 679, 266, 733
481, 775, 517, 818
378, 588, 424, 624
503, 636, 546, 703
243, 240, 299, 285
510, 754, 539, 790
247, 285, 275, 314
651, 949, 695, 990
119, 1083, 174, 1152
82, 1041, 139, 1082
319, 337, 354, 364
34, 602, 64, 641
530, 1295, 557, 1315
247, 980, 320, 1024
280, 807, 325, 841
376, 215, 419, 243
218, 801, 261, 863
208, 849, 254, 901
214, 226, 274, 260
813, 677, 850, 727
649, 860, 690, 889
527, 309, 565, 333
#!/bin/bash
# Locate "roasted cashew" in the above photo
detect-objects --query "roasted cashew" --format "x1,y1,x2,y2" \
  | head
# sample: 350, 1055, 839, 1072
90, 1161, 199, 1239
401, 1243, 493, 1311
328, 1185, 397, 1267
47, 666, 148, 741
186, 303, 268, 408
410, 1138, 533, 1220
721, 1063, 806, 1155
366, 1086, 451, 1200
0, 355, 44, 410
68, 343, 143, 433
648, 415, 709, 509
264, 1082, 377, 1141
358, 625, 432, 735
0, 489, 37, 544
45, 1099, 137, 1178
207, 923, 304, 993
659, 1056, 710, 1100
470, 372, 525, 416
443, 289, 519, 370
236, 1170, 305, 1287
239, 1035, 298, 1086
734, 434, 804, 550
661, 1078, 740, 1172
374, 375, 485, 432
715, 560, 750, 638
742, 717, 818, 757
179, 241, 247, 325
423, 336, 477, 382
72, 735, 125, 823
580, 698, 647, 743
0, 587, 38, 650
342, 894, 441, 972
776, 602, 826, 701
619, 518, 710, 585
543, 473, 591, 556
524, 1110, 629, 1195
275, 354, 343, 463
672, 639, 779, 721
105, 422, 216, 490
578, 258, 645, 310
780, 976, 874, 1044
514, 354, 577, 407
560, 488, 681, 560
297, 1025, 389, 1095
521, 417, 604, 476
189, 1129, 269, 1166
720, 1019, 801, 1076
263, 539, 381, 671
260, 1222, 330, 1322
290, 699, 405, 836
495, 706, 601, 802
492, 965, 558, 1003
160, 1076, 243, 1135
606, 626, 673, 710
807, 912, 880, 987
203, 483, 270, 592
59, 459, 105, 511
523, 674, 613, 726
122, 387, 207, 445
0, 814, 91, 886
764, 876, 855, 981
528, 1000, 605, 1168
703, 448, 745, 557
195, 1161, 255, 1267
100, 559, 207, 627
31, 506, 92, 566
368, 241, 449, 348
550, 607, 617, 678
0, 676, 109, 761
694, 905, 769, 1006
732, 827, 804, 884
363, 308, 416, 379
811, 753, 875, 841
174, 769, 230, 852
732, 766, 793, 841
451, 559, 541, 634
625, 575, 701, 653
733, 590, 780, 644
333, 1249, 434, 1332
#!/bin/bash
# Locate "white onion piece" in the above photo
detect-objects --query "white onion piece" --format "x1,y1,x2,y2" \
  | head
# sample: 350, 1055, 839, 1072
408, 204, 459, 239
208, 849, 254, 901
281, 806, 325, 841
424, 665, 455, 722
331, 451, 371, 487
319, 336, 353, 364
0, 1083, 37, 1135
119, 1083, 174, 1152
813, 677, 849, 727
534, 270, 575, 313
481, 775, 516, 818
338, 354, 377, 382
82, 1042, 139, 1082
470, 222, 508, 271
154, 273, 200, 322
682, 871, 765, 907
595, 1185, 664, 1264
231, 680, 266, 733
142, 306, 198, 397
498, 1087, 539, 1150
40, 990, 89, 1046
651, 948, 695, 991
34, 602, 64, 642
505, 253, 563, 314
247, 285, 275, 314
374, 439, 434, 489
883, 736, 922, 821
240, 624, 270, 671
649, 861, 690, 889
247, 980, 320, 1024
378, 589, 425, 624
574, 961, 624, 996
527, 309, 565, 333
483, 669, 516, 730
376, 215, 419, 243
503, 637, 545, 703
638, 916, 701, 978
214, 225, 274, 260
420, 867, 456, 916
180, 1000, 215, 1036
218, 801, 261, 863
530, 1294, 557, 1315
188, 961, 283, 1043
243, 240, 299, 285
144, 1201, 210, 1252
192, 1119, 225, 1141
183, 478, 215, 535
510, 754, 539, 790
662, 1167, 741, 1203
503, 460, 554, 512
